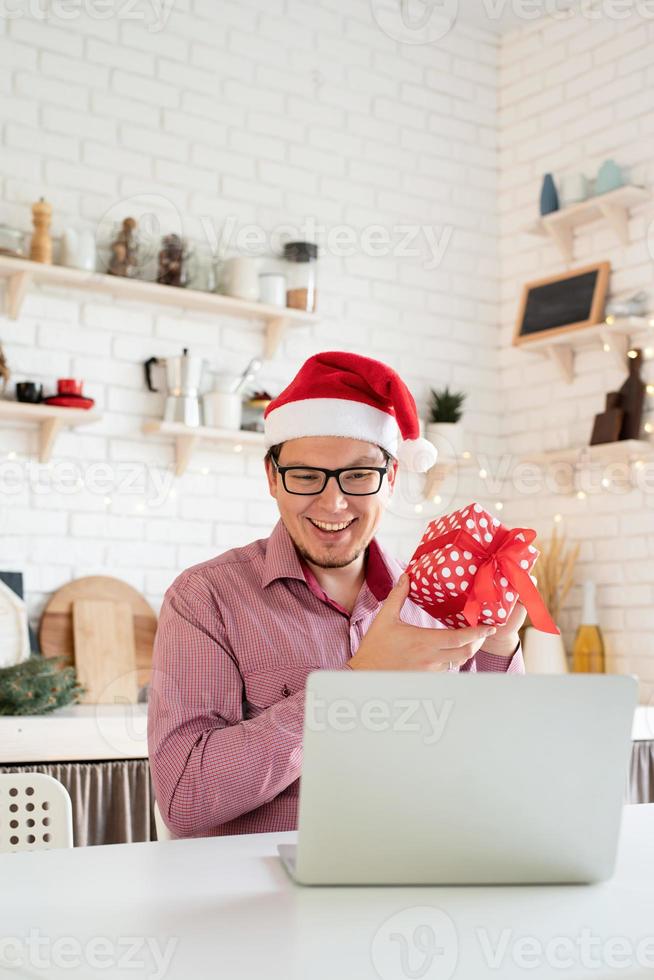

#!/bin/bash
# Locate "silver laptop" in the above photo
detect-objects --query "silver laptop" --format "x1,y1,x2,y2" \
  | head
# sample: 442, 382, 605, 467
279, 672, 637, 885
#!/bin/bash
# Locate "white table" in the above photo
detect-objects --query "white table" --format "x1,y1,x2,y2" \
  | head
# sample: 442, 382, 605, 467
1, 805, 653, 980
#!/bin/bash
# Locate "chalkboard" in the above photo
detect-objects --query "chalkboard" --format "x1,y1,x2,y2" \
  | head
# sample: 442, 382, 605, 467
514, 262, 610, 346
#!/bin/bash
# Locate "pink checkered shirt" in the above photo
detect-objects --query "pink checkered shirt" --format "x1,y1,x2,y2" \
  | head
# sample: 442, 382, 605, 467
148, 519, 524, 838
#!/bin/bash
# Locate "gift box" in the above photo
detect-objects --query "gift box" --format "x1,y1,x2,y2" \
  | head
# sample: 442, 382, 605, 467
407, 502, 559, 634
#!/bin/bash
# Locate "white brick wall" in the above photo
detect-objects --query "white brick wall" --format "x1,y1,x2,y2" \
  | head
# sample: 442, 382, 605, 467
0, 1, 501, 637
498, 11, 654, 701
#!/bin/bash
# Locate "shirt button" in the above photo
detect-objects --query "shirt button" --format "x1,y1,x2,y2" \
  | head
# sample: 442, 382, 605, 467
281, 684, 290, 698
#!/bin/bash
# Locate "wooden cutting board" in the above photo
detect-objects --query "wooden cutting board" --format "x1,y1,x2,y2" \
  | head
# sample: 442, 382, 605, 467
39, 576, 157, 692
72, 599, 138, 704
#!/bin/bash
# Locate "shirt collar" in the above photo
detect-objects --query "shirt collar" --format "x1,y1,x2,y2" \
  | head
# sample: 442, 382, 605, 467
261, 519, 308, 588
262, 518, 399, 602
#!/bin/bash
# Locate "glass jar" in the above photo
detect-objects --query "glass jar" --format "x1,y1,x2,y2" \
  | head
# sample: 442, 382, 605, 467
283, 241, 318, 312
0, 224, 25, 257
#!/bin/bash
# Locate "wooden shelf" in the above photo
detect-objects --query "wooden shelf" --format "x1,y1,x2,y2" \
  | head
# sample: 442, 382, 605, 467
517, 316, 650, 383
0, 399, 101, 462
522, 439, 653, 466
143, 419, 264, 476
523, 185, 649, 262
423, 454, 477, 499
0, 255, 319, 359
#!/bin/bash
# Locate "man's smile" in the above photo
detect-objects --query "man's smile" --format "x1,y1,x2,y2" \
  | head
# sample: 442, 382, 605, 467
306, 516, 358, 538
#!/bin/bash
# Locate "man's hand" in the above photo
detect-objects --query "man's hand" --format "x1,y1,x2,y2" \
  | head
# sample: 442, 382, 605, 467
348, 574, 498, 672
477, 600, 526, 658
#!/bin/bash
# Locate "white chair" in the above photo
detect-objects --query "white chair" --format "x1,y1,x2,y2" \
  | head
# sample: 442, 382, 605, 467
0, 772, 73, 852
153, 798, 173, 841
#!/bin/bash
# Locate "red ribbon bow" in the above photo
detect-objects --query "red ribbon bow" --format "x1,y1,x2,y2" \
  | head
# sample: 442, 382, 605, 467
410, 524, 559, 635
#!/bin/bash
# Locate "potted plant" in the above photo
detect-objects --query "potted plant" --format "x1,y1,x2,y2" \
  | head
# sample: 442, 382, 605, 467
425, 387, 466, 459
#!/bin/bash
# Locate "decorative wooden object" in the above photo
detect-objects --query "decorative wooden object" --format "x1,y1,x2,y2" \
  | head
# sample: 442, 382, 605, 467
39, 576, 157, 693
29, 198, 53, 265
72, 599, 138, 704
619, 349, 646, 441
590, 392, 624, 446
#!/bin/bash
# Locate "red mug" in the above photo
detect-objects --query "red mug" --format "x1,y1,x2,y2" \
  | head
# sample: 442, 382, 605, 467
57, 378, 84, 396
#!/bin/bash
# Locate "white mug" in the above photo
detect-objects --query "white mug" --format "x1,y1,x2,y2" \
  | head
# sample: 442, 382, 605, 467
258, 273, 286, 307
221, 257, 259, 302
203, 391, 242, 431
559, 173, 588, 208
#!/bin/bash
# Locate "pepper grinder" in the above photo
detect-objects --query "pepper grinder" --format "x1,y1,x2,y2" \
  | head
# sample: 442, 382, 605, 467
29, 197, 53, 264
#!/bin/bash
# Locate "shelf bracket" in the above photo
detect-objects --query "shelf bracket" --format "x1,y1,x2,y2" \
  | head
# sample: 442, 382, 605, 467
604, 330, 629, 369
174, 434, 199, 477
545, 222, 574, 263
424, 462, 456, 500
264, 316, 288, 360
545, 345, 574, 384
39, 418, 64, 463
597, 202, 629, 245
6, 271, 30, 320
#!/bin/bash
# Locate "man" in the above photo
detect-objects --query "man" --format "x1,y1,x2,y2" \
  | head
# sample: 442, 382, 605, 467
149, 352, 525, 838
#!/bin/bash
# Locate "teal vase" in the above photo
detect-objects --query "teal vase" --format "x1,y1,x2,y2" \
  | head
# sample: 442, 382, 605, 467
539, 173, 559, 215
595, 159, 623, 196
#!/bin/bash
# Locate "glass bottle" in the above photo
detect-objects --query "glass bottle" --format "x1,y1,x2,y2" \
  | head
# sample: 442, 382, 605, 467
572, 581, 605, 673
283, 241, 318, 312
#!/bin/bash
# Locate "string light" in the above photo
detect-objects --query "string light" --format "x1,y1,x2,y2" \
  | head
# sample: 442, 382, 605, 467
103, 496, 112, 506
233, 444, 243, 453
601, 477, 611, 488
628, 349, 638, 359
479, 468, 488, 479
7, 451, 16, 460
603, 342, 611, 353
495, 501, 503, 511
634, 460, 645, 470
432, 495, 441, 505
647, 385, 654, 396
414, 503, 423, 514
644, 422, 653, 434
200, 466, 210, 475
553, 513, 563, 523
461, 451, 471, 460
645, 348, 654, 359
605, 315, 615, 325
576, 490, 586, 500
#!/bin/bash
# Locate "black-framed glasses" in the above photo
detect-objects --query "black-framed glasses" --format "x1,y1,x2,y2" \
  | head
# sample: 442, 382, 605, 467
272, 460, 388, 496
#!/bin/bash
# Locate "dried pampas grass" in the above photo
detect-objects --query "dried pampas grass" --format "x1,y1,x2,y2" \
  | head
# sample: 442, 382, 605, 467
531, 526, 579, 624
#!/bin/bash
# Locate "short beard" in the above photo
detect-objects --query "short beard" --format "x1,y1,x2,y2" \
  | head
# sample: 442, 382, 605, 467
294, 542, 365, 569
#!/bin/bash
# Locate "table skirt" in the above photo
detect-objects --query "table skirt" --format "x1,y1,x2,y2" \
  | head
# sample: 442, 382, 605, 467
2, 741, 653, 846
0, 759, 156, 846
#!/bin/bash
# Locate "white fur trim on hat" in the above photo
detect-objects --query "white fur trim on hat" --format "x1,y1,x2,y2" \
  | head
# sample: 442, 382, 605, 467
264, 397, 438, 473
396, 437, 438, 473
265, 397, 401, 455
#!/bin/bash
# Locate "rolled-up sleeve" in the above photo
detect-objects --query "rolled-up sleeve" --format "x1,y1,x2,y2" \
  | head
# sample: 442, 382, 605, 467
462, 642, 525, 674
147, 571, 306, 838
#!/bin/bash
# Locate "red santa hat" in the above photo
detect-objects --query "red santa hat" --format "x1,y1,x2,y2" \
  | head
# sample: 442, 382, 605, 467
263, 351, 437, 473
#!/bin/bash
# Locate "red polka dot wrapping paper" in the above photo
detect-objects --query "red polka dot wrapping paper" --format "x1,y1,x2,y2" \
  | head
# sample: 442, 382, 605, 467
407, 502, 559, 634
